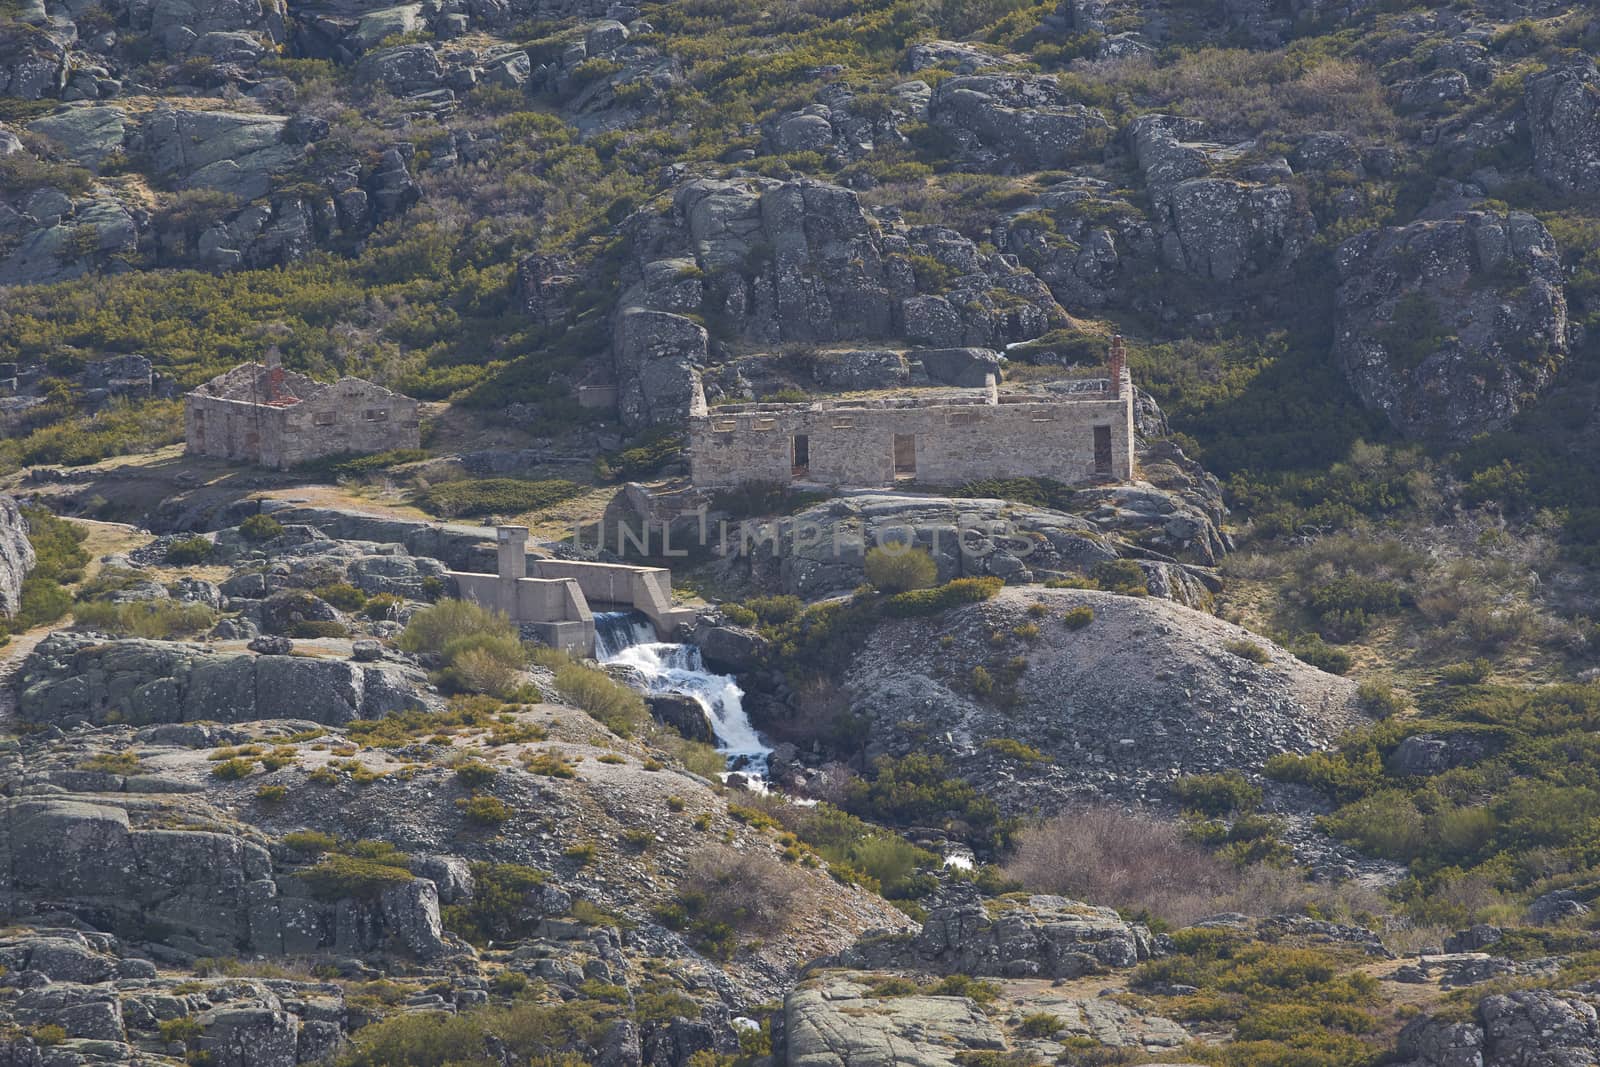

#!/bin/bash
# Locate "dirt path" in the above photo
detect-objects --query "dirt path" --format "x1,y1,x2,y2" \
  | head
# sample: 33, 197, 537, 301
0, 626, 50, 731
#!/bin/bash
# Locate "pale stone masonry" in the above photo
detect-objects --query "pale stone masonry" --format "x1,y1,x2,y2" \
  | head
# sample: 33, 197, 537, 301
449, 526, 698, 656
185, 354, 420, 470
688, 343, 1135, 489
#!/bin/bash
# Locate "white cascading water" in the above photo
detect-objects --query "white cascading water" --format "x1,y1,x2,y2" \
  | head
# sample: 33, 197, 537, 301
594, 612, 773, 775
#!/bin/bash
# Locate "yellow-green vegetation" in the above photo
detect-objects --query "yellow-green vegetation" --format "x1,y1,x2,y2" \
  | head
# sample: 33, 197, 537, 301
456, 794, 513, 826
863, 545, 938, 594
398, 600, 533, 699
441, 862, 551, 944
548, 656, 647, 736
1223, 639, 1271, 664
1268, 679, 1600, 928
522, 751, 576, 778
296, 840, 415, 901
347, 694, 544, 747
412, 478, 584, 518
453, 759, 499, 786
73, 599, 218, 639
1136, 930, 1387, 1067
981, 738, 1049, 764
256, 784, 289, 803
1061, 605, 1094, 630
334, 995, 625, 1067
0, 506, 87, 639
78, 751, 143, 774
210, 758, 256, 781
238, 513, 285, 542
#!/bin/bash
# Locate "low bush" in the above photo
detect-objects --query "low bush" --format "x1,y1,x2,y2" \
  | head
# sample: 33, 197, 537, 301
315, 582, 368, 611
441, 862, 551, 945
457, 794, 513, 827
454, 760, 498, 787
414, 478, 583, 518
210, 758, 256, 780
863, 545, 939, 593
553, 663, 647, 736
1092, 559, 1148, 596
166, 536, 214, 564
1061, 605, 1095, 630
79, 751, 143, 774
982, 738, 1049, 764
298, 853, 415, 901
1224, 639, 1271, 664
884, 577, 1004, 617
661, 848, 804, 959
239, 514, 285, 542
401, 600, 529, 697
74, 599, 217, 639
1172, 772, 1263, 816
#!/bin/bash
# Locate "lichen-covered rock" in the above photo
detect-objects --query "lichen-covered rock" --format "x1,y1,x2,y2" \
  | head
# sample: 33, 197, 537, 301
783, 976, 1008, 1067
842, 885, 1157, 978
138, 108, 302, 201
832, 587, 1362, 806
1333, 208, 1569, 441
0, 496, 34, 619
929, 73, 1110, 170
1129, 115, 1315, 283
1526, 59, 1600, 195
15, 632, 434, 727
612, 307, 707, 431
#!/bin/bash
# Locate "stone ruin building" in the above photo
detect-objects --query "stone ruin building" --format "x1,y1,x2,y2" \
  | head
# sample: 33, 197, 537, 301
688, 337, 1136, 489
449, 526, 698, 656
185, 352, 421, 470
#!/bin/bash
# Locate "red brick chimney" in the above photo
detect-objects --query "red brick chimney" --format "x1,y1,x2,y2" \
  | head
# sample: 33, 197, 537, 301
1108, 334, 1126, 398
264, 347, 285, 403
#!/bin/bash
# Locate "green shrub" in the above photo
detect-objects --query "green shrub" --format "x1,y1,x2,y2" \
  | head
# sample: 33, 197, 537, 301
553, 663, 646, 736
982, 738, 1049, 764
256, 784, 289, 803
1224, 639, 1271, 664
1172, 771, 1263, 816
414, 478, 583, 518
315, 582, 368, 611
282, 830, 339, 855
1061, 605, 1094, 630
454, 760, 499, 787
166, 536, 214, 564
210, 758, 256, 780
1088, 559, 1145, 596
74, 599, 217, 639
159, 1017, 204, 1046
239, 514, 285, 541
863, 545, 938, 593
29, 1024, 67, 1047
79, 751, 143, 774
884, 577, 1004, 617
457, 794, 512, 827
297, 854, 415, 900
1440, 659, 1492, 685
953, 477, 1075, 511
441, 862, 551, 944
1290, 634, 1353, 674
846, 754, 1015, 850
362, 593, 405, 620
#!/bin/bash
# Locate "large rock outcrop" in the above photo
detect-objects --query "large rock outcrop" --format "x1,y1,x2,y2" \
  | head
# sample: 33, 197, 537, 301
0, 497, 34, 619
0, 797, 450, 960
928, 73, 1110, 170
829, 587, 1362, 805
15, 632, 432, 727
1397, 990, 1600, 1067
1129, 115, 1316, 284
1333, 208, 1569, 440
1525, 60, 1600, 196
838, 886, 1157, 978
604, 176, 1067, 427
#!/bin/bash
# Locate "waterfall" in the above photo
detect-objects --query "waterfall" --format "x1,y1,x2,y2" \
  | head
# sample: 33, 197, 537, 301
594, 612, 773, 775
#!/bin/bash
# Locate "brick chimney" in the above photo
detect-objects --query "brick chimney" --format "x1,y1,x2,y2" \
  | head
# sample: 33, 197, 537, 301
264, 347, 285, 403
1108, 334, 1126, 398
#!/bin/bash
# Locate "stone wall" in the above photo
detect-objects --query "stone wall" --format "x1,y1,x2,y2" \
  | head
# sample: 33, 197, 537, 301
185, 365, 421, 469
688, 378, 1134, 489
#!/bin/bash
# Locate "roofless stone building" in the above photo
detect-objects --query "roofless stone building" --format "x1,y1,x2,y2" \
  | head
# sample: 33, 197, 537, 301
687, 337, 1135, 489
185, 352, 420, 470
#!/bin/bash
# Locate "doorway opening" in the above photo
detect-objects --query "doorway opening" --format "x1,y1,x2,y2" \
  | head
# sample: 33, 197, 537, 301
893, 434, 916, 480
